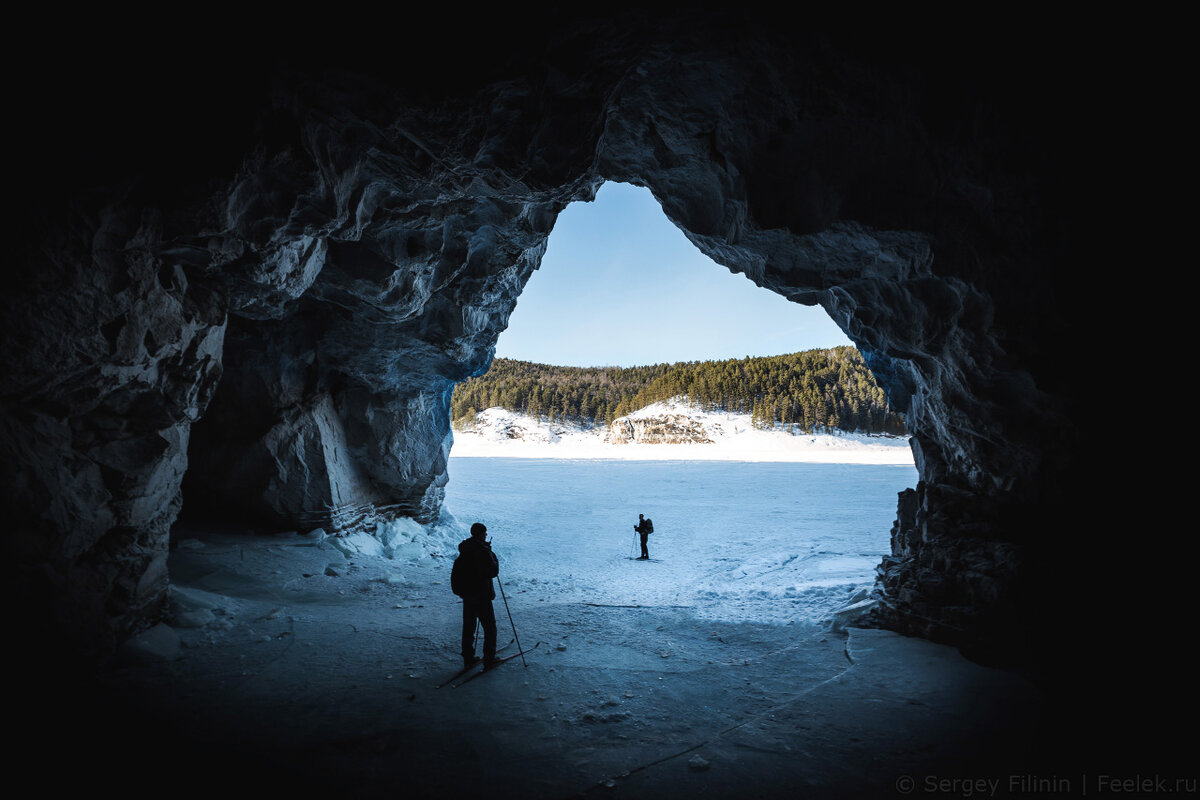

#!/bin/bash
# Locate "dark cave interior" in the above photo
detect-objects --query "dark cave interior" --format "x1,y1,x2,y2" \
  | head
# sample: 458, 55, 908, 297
2, 8, 1184, 794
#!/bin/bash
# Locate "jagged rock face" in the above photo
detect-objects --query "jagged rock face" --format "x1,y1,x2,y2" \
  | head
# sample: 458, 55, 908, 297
608, 415, 714, 445
3, 13, 1081, 661
2, 202, 228, 651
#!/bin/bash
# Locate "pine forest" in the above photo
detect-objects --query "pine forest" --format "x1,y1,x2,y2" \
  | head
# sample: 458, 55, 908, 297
450, 347, 906, 436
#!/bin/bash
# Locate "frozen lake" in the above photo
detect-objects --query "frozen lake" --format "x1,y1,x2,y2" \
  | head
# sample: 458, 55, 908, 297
444, 458, 918, 625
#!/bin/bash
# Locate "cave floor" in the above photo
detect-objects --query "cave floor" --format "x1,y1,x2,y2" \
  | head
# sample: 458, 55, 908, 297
77, 526, 1052, 798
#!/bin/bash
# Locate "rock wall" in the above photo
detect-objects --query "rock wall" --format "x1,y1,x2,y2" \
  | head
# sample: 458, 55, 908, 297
4, 12, 1083, 663
608, 414, 714, 445
2, 199, 228, 652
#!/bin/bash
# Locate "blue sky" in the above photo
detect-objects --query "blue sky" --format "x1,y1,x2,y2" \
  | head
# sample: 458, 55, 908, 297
494, 182, 852, 367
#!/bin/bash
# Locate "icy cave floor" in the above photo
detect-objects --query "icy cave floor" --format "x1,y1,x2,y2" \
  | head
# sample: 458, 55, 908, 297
54, 524, 1067, 798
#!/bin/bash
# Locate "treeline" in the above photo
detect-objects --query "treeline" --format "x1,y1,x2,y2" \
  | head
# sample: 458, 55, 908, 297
450, 347, 906, 435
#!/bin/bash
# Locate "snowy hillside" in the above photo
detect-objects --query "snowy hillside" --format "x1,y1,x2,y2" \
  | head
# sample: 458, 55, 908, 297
450, 398, 913, 464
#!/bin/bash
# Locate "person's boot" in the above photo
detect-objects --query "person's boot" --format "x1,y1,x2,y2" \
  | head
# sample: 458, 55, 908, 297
463, 654, 480, 669
483, 654, 499, 670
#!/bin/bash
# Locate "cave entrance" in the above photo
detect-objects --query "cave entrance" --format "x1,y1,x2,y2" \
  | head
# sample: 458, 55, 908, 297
444, 181, 916, 628
148, 180, 920, 794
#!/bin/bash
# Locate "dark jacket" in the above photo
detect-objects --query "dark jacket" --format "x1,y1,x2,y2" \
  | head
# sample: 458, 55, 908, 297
457, 537, 499, 600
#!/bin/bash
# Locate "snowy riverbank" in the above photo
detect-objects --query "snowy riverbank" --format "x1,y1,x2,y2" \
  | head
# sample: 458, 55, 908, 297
451, 400, 914, 464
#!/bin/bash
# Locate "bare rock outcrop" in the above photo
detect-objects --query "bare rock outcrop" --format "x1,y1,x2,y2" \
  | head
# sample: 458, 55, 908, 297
608, 414, 714, 445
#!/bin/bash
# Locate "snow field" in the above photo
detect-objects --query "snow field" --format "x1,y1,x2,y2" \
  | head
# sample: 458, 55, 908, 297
443, 457, 918, 626
118, 454, 1035, 800
451, 400, 915, 464
160, 458, 916, 660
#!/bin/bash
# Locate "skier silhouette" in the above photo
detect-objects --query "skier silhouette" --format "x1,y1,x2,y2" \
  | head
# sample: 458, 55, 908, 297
634, 513, 654, 559
455, 522, 500, 668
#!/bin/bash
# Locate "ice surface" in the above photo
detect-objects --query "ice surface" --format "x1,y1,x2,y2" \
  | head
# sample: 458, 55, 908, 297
323, 531, 387, 559
444, 457, 917, 625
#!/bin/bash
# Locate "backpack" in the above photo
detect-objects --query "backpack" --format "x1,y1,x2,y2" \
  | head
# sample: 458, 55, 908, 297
644, 518, 654, 534
451, 555, 467, 597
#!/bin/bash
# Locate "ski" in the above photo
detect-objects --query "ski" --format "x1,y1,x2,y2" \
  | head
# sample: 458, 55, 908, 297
434, 638, 515, 689
450, 645, 535, 689
450, 642, 541, 688
625, 557, 663, 562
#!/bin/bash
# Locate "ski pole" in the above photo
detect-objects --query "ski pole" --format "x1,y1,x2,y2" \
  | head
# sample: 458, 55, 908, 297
496, 577, 526, 667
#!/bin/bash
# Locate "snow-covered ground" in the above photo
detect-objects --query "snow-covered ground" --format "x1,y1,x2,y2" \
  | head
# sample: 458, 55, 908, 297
451, 400, 914, 464
443, 458, 917, 625
88, 454, 1040, 798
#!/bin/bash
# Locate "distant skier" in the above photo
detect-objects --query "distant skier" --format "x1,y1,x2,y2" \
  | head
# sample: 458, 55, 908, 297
634, 513, 654, 559
452, 522, 501, 669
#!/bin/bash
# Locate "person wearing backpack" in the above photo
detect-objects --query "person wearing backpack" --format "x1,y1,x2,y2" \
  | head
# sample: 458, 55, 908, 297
452, 522, 500, 669
634, 513, 654, 560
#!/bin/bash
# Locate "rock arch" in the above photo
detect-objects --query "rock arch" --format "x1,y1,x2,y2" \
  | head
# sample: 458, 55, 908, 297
2, 12, 1082, 666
